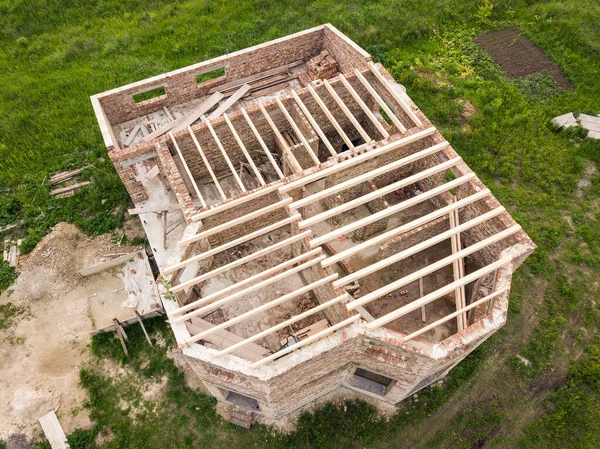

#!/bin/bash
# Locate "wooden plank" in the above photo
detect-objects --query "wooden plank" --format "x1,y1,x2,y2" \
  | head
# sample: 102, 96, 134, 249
39, 411, 70, 449
250, 315, 361, 368
299, 157, 459, 228
207, 84, 251, 120
291, 90, 337, 157
145, 165, 160, 180
179, 198, 292, 247
183, 272, 337, 343
368, 62, 422, 127
50, 165, 91, 184
259, 103, 303, 174
208, 60, 303, 93
170, 230, 312, 293
338, 75, 390, 139
163, 105, 175, 121
295, 318, 330, 339
240, 108, 285, 179
0, 223, 18, 233
365, 257, 512, 330
223, 113, 265, 186
419, 277, 426, 322
206, 120, 246, 192
307, 84, 354, 150
323, 78, 371, 144
78, 251, 141, 276
279, 127, 437, 193
333, 206, 506, 288
309, 173, 476, 248
90, 310, 163, 336
276, 97, 320, 165
353, 68, 406, 133
165, 214, 300, 274
128, 204, 182, 215
187, 126, 227, 201
215, 293, 351, 357
322, 189, 492, 267
50, 181, 92, 196
449, 199, 466, 331
169, 132, 208, 208
123, 124, 142, 147
135, 311, 153, 346
346, 226, 520, 312
114, 318, 129, 356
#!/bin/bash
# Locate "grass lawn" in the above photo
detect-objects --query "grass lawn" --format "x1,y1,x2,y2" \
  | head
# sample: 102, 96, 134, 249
1, 0, 600, 447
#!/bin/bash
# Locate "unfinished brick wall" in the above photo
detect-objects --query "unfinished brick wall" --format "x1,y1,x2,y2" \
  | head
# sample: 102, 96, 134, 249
323, 26, 372, 73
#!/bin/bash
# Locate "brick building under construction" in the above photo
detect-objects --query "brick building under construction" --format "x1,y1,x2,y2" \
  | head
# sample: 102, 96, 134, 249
92, 24, 535, 428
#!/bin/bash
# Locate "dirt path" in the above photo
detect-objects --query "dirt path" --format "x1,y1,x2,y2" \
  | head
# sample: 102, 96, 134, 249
0, 223, 142, 443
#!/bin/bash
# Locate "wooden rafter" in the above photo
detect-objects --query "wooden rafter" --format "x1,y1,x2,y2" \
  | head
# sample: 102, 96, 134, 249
449, 198, 467, 331
187, 126, 227, 201
240, 108, 285, 179
322, 79, 371, 144
291, 90, 337, 157
206, 120, 246, 192
307, 84, 355, 150
223, 113, 265, 186
167, 134, 207, 208
259, 103, 303, 174
276, 97, 320, 165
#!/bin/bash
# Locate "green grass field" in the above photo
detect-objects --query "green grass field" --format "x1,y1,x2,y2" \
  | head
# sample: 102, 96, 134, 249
1, 0, 600, 447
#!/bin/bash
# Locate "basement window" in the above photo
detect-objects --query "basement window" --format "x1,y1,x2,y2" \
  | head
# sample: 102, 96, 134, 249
133, 86, 167, 104
225, 391, 261, 411
196, 67, 226, 84
350, 368, 396, 397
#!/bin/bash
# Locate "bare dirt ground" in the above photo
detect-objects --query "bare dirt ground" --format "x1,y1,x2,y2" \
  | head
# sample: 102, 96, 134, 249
0, 223, 143, 443
474, 26, 572, 90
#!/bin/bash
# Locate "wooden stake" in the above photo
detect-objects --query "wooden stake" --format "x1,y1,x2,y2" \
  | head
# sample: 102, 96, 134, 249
135, 311, 153, 347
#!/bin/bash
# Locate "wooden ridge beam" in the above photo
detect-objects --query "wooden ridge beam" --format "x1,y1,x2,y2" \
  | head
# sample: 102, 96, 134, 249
353, 68, 406, 133
368, 62, 423, 127
338, 74, 390, 139
206, 120, 246, 192
321, 188, 492, 267
307, 84, 354, 150
214, 293, 351, 357
290, 141, 449, 210
172, 248, 322, 317
299, 157, 460, 228
168, 133, 208, 208
184, 272, 337, 344
241, 108, 285, 179
333, 206, 506, 288
175, 255, 329, 325
250, 315, 361, 368
170, 229, 311, 292
276, 97, 320, 165
187, 126, 227, 201
346, 224, 521, 311
180, 198, 292, 247
291, 90, 337, 157
309, 173, 476, 248
322, 78, 371, 144
223, 113, 265, 186
165, 214, 300, 274
279, 127, 437, 193
365, 256, 512, 330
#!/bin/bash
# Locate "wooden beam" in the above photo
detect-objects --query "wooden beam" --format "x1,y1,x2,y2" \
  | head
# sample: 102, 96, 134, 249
368, 63, 422, 127
170, 229, 311, 292
365, 257, 512, 330
419, 277, 426, 322
322, 189, 492, 267
346, 226, 520, 312
279, 127, 437, 193
214, 293, 351, 357
187, 126, 227, 201
353, 68, 406, 133
291, 90, 337, 157
276, 97, 320, 165
135, 311, 153, 346
333, 206, 506, 288
50, 181, 92, 196
184, 273, 338, 344
207, 84, 251, 120
307, 84, 355, 150
401, 286, 510, 343
208, 61, 302, 94
165, 214, 300, 274
449, 199, 466, 331
338, 75, 390, 139
355, 304, 376, 322
173, 248, 322, 317
168, 133, 208, 208
290, 141, 448, 210
322, 78, 371, 144
180, 198, 292, 247
175, 256, 328, 325
258, 103, 303, 174
240, 108, 284, 179
299, 157, 460, 228
223, 113, 265, 186
128, 204, 182, 215
310, 173, 476, 248
250, 315, 361, 368
78, 251, 141, 276
205, 120, 246, 192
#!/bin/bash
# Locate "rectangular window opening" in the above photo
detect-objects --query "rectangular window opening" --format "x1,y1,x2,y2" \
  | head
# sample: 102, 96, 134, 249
225, 390, 261, 411
196, 67, 226, 84
133, 86, 166, 104
350, 368, 395, 397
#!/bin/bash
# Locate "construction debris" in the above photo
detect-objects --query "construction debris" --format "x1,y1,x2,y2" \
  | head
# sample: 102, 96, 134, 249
49, 165, 92, 185
552, 111, 600, 139
50, 181, 93, 198
78, 250, 141, 276
38, 411, 70, 449
299, 50, 339, 86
